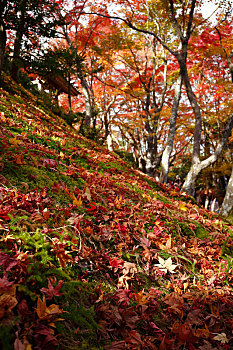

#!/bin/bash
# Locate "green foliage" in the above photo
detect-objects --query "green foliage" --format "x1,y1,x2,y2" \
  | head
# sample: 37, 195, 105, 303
0, 324, 14, 350
114, 149, 136, 167
62, 111, 84, 127
56, 281, 99, 348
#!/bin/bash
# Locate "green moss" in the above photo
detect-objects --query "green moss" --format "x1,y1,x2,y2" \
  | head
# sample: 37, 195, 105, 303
153, 192, 173, 204
195, 224, 211, 240
114, 149, 135, 167
2, 163, 85, 204
141, 176, 163, 191
177, 221, 195, 237
0, 323, 15, 350
55, 281, 100, 349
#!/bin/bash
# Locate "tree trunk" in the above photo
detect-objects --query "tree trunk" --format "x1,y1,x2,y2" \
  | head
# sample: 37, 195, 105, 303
68, 71, 72, 114
11, 2, 26, 81
0, 19, 6, 77
160, 73, 183, 183
63, 28, 93, 130
176, 53, 202, 165
220, 167, 233, 217
144, 132, 157, 176
79, 72, 92, 128
182, 114, 233, 195
0, 0, 7, 77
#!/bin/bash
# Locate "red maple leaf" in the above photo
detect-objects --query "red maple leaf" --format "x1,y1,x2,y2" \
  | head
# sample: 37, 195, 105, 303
0, 273, 14, 291
40, 279, 64, 300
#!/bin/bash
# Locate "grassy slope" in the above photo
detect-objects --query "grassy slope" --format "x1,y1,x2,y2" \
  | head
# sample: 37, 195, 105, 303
0, 76, 233, 350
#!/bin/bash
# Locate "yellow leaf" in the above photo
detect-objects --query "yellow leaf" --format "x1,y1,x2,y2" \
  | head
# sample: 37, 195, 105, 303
0, 112, 6, 122
59, 151, 65, 159
142, 194, 151, 202
9, 137, 21, 146
73, 194, 82, 206
46, 303, 63, 316
36, 296, 47, 319
179, 204, 188, 211
132, 290, 148, 304
14, 154, 24, 164
115, 195, 123, 209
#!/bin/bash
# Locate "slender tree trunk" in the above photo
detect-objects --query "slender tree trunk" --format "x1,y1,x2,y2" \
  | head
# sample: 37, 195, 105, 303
68, 71, 72, 114
0, 0, 7, 77
63, 28, 93, 129
0, 19, 6, 77
220, 167, 233, 217
79, 72, 92, 128
160, 73, 183, 183
11, 2, 26, 81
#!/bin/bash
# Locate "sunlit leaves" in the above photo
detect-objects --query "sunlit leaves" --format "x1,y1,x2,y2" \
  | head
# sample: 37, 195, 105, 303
155, 256, 178, 273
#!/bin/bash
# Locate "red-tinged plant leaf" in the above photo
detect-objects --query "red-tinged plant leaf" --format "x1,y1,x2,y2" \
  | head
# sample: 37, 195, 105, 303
148, 287, 162, 298
41, 158, 57, 168
33, 324, 58, 350
140, 236, 151, 248
0, 209, 11, 220
121, 307, 139, 329
164, 292, 184, 319
0, 251, 18, 271
172, 321, 197, 345
30, 212, 44, 223
14, 332, 32, 350
42, 208, 50, 220
64, 187, 72, 197
51, 238, 73, 269
125, 329, 143, 346
14, 338, 25, 350
109, 257, 123, 269
87, 202, 97, 211
198, 341, 218, 350
114, 289, 131, 307
0, 175, 8, 185
148, 322, 165, 339
104, 341, 126, 350
40, 279, 64, 300
186, 309, 203, 326
17, 299, 32, 317
194, 324, 210, 339
111, 305, 122, 326
0, 273, 14, 291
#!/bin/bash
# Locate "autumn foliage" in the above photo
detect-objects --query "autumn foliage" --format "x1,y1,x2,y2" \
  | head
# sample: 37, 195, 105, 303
0, 74, 232, 349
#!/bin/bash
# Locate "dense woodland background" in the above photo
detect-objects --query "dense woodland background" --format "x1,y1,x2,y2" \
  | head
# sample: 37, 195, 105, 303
0, 1, 233, 349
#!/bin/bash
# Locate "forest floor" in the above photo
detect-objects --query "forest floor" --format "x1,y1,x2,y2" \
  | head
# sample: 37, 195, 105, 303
0, 75, 233, 350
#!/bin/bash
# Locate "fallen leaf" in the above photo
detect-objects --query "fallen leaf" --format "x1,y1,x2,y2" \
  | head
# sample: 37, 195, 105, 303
213, 333, 229, 343
73, 194, 82, 206
155, 256, 178, 273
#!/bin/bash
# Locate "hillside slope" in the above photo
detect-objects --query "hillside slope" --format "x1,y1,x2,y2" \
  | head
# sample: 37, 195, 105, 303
0, 77, 233, 350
